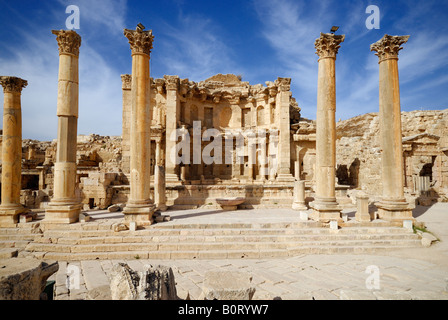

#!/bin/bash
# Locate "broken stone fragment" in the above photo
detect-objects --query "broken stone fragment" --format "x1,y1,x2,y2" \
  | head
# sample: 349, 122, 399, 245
201, 270, 255, 300
420, 232, 438, 247
108, 204, 121, 212
110, 263, 178, 300
112, 222, 128, 232
0, 258, 59, 300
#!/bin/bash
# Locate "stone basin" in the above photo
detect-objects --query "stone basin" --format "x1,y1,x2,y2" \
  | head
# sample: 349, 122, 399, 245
215, 197, 245, 211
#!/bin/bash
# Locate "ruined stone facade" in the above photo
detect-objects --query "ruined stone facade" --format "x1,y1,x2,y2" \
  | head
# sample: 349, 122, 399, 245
2, 74, 448, 213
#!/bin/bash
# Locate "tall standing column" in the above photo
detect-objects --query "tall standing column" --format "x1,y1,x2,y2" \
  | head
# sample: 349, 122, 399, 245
122, 25, 155, 225
164, 75, 181, 184
45, 30, 82, 224
121, 74, 132, 175
275, 78, 294, 182
0, 77, 28, 226
310, 32, 345, 222
154, 138, 167, 211
371, 34, 414, 223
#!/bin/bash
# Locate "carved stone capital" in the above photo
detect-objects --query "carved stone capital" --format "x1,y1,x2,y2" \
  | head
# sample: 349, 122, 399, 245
121, 74, 132, 90
275, 77, 291, 92
124, 27, 154, 56
0, 76, 28, 93
52, 30, 81, 56
314, 33, 345, 60
370, 34, 410, 63
164, 75, 179, 91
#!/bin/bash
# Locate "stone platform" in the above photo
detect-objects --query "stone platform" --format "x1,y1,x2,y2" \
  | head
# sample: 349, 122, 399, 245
0, 207, 422, 261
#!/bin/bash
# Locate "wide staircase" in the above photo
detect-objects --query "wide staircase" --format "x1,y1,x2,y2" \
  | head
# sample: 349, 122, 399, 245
0, 218, 422, 261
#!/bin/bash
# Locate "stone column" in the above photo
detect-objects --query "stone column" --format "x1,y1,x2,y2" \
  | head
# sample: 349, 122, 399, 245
292, 180, 307, 211
164, 75, 181, 184
258, 136, 267, 181
310, 33, 345, 222
45, 30, 82, 224
154, 139, 167, 211
275, 78, 294, 182
371, 34, 414, 223
122, 25, 155, 225
355, 192, 371, 222
121, 74, 132, 175
0, 77, 28, 226
247, 132, 256, 181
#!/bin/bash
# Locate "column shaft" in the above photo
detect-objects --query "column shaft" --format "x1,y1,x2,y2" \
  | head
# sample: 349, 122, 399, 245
310, 32, 344, 222
123, 26, 155, 225
371, 34, 414, 223
45, 30, 82, 224
0, 77, 28, 226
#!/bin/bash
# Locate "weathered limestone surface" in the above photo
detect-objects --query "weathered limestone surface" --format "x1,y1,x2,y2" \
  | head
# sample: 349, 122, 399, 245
0, 258, 58, 300
45, 30, 82, 224
122, 25, 155, 225
310, 32, 345, 222
0, 76, 28, 226
110, 263, 178, 300
371, 34, 413, 223
336, 109, 448, 201
201, 270, 255, 300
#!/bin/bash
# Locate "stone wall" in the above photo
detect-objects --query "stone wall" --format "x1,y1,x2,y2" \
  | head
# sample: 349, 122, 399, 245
335, 109, 448, 202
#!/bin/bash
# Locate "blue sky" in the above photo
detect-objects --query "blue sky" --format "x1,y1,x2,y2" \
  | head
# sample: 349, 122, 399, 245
1, 0, 447, 141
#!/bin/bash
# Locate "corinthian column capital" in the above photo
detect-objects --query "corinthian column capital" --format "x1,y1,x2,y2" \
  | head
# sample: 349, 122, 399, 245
124, 27, 154, 56
314, 33, 345, 60
52, 30, 81, 56
0, 76, 28, 93
164, 75, 180, 91
370, 34, 410, 63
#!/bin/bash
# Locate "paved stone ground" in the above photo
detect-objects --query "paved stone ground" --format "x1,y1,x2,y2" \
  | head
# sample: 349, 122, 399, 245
49, 203, 448, 300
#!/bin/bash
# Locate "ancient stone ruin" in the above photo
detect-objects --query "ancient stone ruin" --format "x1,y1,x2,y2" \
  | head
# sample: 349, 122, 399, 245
0, 26, 447, 262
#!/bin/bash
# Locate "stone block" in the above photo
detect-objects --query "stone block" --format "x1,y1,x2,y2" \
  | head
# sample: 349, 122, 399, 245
201, 270, 255, 300
329, 220, 338, 230
299, 211, 308, 221
0, 258, 58, 300
403, 220, 413, 231
110, 263, 178, 300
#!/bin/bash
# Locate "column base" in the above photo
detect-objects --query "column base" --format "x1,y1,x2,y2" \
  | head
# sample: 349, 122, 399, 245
220, 205, 238, 211
166, 173, 182, 185
44, 203, 82, 224
0, 206, 29, 227
292, 202, 308, 211
156, 204, 168, 212
123, 204, 156, 226
309, 198, 342, 222
276, 173, 295, 183
355, 212, 373, 222
376, 199, 415, 224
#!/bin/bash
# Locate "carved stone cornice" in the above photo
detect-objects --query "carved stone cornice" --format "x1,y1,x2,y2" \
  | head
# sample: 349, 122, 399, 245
0, 76, 28, 93
164, 75, 179, 91
314, 33, 345, 60
370, 34, 410, 63
123, 27, 154, 56
121, 74, 132, 90
51, 30, 81, 56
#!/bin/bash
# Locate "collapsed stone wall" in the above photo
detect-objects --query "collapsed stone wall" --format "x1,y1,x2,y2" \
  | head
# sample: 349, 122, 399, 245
335, 109, 448, 201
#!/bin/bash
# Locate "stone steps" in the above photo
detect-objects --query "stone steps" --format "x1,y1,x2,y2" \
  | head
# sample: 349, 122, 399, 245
33, 244, 421, 261
40, 226, 413, 239
1, 220, 422, 260
42, 232, 419, 246
26, 238, 421, 253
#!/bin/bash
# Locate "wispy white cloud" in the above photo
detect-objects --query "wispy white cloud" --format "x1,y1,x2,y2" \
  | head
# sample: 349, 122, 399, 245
155, 11, 238, 82
0, 1, 127, 140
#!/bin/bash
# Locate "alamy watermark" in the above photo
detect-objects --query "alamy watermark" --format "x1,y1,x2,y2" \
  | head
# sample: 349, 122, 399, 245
65, 5, 80, 30
365, 265, 380, 290
66, 264, 80, 290
365, 5, 380, 30
169, 121, 279, 175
